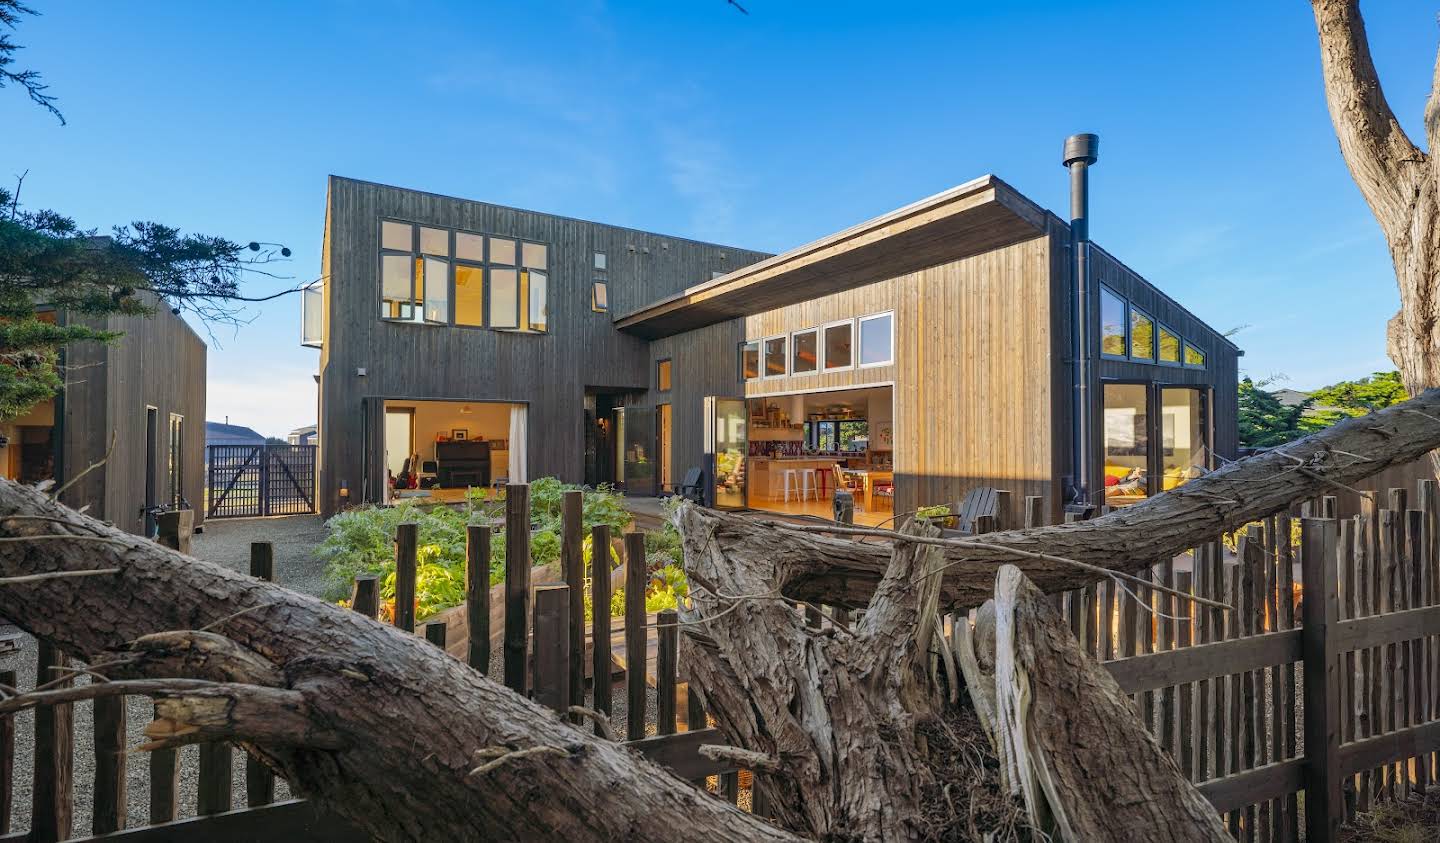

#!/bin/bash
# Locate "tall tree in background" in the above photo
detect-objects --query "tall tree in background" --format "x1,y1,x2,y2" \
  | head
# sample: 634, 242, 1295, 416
1238, 377, 1309, 448
0, 1, 61, 123
1304, 369, 1408, 428
1311, 2, 1440, 401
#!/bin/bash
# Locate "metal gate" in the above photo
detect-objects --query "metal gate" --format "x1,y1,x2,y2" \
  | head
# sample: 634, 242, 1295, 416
207, 444, 317, 518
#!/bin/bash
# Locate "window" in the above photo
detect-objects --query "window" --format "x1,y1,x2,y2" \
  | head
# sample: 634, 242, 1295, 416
381, 254, 420, 321
1103, 383, 1149, 506
1130, 308, 1155, 361
381, 221, 412, 252
301, 282, 323, 347
419, 227, 449, 256
858, 312, 893, 367
594, 252, 607, 271
805, 420, 869, 454
490, 268, 519, 329
422, 256, 448, 323
455, 265, 483, 326
592, 280, 609, 312
740, 341, 760, 381
1184, 343, 1206, 368
524, 270, 547, 331
1161, 387, 1208, 492
657, 359, 672, 392
490, 237, 516, 266
522, 242, 547, 270
1158, 325, 1181, 365
1100, 287, 1126, 357
764, 336, 787, 378
456, 232, 484, 261
823, 320, 853, 370
167, 413, 185, 508
792, 328, 818, 374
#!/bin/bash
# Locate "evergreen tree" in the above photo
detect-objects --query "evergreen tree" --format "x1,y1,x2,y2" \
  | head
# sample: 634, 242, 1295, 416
1237, 377, 1308, 448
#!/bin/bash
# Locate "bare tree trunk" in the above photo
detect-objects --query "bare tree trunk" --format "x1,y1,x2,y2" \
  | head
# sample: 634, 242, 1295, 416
1312, 1, 1440, 428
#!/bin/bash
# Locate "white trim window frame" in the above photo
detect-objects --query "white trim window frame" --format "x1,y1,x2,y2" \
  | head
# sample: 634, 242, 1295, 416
762, 334, 788, 380
856, 311, 894, 369
821, 318, 854, 372
790, 327, 819, 376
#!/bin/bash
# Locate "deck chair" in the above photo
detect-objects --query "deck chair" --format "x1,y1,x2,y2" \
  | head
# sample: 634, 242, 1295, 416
677, 467, 705, 505
955, 487, 1001, 535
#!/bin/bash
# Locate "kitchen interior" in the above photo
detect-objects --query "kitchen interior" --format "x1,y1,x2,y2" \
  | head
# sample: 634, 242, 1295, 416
745, 385, 893, 526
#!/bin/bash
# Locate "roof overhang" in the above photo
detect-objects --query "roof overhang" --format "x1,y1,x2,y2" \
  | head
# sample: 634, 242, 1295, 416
615, 175, 1050, 339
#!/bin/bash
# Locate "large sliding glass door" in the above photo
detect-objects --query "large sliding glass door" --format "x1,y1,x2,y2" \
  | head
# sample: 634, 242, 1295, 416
1160, 387, 1208, 492
704, 396, 748, 509
1102, 383, 1151, 507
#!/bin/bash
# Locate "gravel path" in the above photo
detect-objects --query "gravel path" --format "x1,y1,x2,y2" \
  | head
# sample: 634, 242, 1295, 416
192, 514, 331, 597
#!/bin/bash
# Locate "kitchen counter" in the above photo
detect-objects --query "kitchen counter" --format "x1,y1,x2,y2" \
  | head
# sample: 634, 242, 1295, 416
747, 457, 836, 501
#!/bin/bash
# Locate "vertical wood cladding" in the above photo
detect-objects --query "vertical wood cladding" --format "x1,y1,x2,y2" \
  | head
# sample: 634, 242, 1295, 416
60, 299, 207, 535
319, 177, 769, 514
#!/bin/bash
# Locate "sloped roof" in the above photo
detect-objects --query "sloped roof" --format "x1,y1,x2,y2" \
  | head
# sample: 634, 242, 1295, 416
205, 421, 264, 442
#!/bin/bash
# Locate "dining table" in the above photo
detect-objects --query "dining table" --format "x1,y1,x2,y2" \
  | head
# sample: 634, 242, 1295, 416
842, 469, 894, 511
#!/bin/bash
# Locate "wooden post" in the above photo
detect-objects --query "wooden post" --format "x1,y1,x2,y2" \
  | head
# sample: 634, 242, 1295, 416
351, 574, 380, 619
0, 669, 11, 834
466, 524, 491, 672
425, 620, 448, 649
625, 532, 647, 740
562, 490, 586, 721
93, 679, 126, 833
993, 489, 1013, 531
591, 524, 613, 736
657, 609, 678, 736
393, 522, 418, 634
148, 703, 179, 824
504, 483, 531, 695
155, 509, 193, 554
533, 585, 570, 714
1406, 509, 1427, 795
687, 677, 706, 733
1301, 517, 1342, 842
1280, 514, 1299, 837
196, 742, 232, 816
245, 543, 276, 809
32, 640, 72, 843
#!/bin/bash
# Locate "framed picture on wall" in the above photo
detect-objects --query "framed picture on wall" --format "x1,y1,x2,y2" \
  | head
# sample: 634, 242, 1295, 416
452, 429, 468, 441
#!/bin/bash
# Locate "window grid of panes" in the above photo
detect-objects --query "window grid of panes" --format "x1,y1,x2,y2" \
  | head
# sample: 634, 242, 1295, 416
379, 219, 548, 333
1099, 285, 1205, 369
739, 311, 893, 381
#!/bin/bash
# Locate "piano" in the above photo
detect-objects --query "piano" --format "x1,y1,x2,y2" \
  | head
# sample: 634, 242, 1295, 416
435, 440, 491, 488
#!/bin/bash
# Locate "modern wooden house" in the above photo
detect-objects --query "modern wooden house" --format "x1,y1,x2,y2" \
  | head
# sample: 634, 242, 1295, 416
311, 140, 1238, 524
0, 299, 207, 536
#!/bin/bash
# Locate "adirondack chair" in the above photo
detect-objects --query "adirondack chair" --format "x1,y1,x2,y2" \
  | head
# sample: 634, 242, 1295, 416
954, 486, 1001, 534
677, 467, 705, 505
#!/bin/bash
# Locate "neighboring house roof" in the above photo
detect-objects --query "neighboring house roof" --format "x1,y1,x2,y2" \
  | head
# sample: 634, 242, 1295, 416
205, 421, 265, 444
1272, 389, 1311, 408
288, 424, 317, 437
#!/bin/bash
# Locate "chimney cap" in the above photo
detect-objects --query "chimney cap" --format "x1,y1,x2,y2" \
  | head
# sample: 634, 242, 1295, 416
1063, 133, 1099, 167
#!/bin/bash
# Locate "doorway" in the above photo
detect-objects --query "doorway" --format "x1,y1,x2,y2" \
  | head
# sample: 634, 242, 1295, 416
658, 403, 672, 493
144, 407, 158, 536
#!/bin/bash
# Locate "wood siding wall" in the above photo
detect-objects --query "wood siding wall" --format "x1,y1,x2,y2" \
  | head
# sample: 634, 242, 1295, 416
59, 300, 207, 535
318, 177, 769, 514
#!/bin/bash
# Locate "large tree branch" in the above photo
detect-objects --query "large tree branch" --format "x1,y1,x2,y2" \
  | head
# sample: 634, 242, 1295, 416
1312, 0, 1425, 231
701, 388, 1440, 612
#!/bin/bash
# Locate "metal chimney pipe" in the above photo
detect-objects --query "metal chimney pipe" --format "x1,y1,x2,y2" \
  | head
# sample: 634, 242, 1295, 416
1063, 133, 1099, 509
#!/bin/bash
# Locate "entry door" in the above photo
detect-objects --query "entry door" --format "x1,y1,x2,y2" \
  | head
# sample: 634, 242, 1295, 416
143, 407, 158, 535
704, 396, 748, 510
658, 404, 672, 492
620, 407, 657, 497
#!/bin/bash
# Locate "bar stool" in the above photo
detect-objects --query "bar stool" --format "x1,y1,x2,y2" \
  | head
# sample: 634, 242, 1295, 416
782, 469, 800, 502
798, 468, 818, 502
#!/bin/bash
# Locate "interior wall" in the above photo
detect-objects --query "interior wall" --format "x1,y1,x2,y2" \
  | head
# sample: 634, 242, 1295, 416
383, 399, 514, 468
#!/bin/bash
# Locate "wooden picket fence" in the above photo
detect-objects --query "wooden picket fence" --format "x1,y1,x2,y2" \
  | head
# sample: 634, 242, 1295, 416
4, 480, 1440, 841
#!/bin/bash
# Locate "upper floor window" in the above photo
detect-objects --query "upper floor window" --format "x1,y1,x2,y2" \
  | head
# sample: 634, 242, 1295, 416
823, 320, 853, 370
858, 312, 893, 367
301, 282, 323, 347
764, 336, 787, 378
592, 280, 609, 312
1184, 343, 1206, 368
1100, 287, 1126, 357
594, 252, 607, 271
792, 328, 818, 375
657, 359, 672, 392
379, 220, 547, 333
740, 341, 760, 381
1129, 308, 1155, 361
1158, 324, 1181, 365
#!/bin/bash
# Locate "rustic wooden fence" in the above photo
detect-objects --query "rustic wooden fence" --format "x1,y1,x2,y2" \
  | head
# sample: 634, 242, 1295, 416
4, 481, 1440, 840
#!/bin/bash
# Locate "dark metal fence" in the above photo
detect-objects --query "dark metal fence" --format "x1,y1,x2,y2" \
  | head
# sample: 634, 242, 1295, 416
206, 445, 316, 518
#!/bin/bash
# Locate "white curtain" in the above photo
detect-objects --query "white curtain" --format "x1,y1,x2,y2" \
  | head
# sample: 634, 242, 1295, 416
508, 404, 528, 484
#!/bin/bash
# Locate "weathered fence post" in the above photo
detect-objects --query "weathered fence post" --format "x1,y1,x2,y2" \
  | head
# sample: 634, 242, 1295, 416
533, 584, 570, 714
393, 522, 418, 633
0, 668, 12, 834
1301, 516, 1342, 842
425, 620, 448, 649
93, 655, 127, 833
32, 640, 72, 842
625, 532, 647, 740
245, 542, 276, 809
466, 524, 491, 672
148, 700, 179, 825
590, 524, 613, 736
657, 609, 678, 735
350, 574, 380, 619
562, 490, 586, 721
504, 483, 531, 694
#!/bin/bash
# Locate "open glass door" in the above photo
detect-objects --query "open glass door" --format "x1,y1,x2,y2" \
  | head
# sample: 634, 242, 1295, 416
704, 396, 748, 509
620, 406, 657, 496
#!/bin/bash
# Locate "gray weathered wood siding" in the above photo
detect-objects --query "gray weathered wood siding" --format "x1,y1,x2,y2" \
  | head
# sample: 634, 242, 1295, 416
318, 176, 769, 514
59, 300, 207, 535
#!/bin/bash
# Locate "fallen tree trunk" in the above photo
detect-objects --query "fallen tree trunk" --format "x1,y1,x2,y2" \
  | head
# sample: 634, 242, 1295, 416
0, 483, 794, 843
731, 388, 1440, 611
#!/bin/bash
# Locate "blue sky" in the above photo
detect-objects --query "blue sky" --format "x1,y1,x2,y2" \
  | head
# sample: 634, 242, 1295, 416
4, 1, 1434, 435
